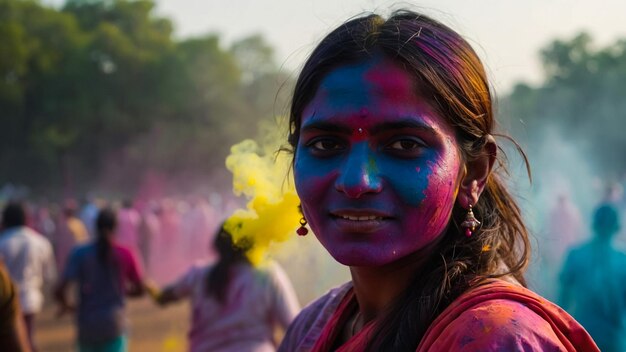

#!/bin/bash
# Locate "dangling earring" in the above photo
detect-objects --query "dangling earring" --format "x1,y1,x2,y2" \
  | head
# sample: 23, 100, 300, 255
461, 204, 481, 237
297, 217, 308, 236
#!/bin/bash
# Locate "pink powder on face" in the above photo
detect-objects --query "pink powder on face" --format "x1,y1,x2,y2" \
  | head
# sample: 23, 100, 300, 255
364, 63, 416, 104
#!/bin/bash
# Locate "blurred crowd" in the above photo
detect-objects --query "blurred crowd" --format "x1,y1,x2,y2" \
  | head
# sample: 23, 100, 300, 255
2, 180, 626, 351
532, 181, 626, 351
9, 194, 236, 285
0, 193, 302, 352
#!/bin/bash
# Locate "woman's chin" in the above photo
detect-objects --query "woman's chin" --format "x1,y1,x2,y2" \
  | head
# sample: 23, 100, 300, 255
329, 249, 403, 268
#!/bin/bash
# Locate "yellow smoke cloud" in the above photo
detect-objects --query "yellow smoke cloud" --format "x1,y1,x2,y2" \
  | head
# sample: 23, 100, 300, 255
224, 136, 301, 266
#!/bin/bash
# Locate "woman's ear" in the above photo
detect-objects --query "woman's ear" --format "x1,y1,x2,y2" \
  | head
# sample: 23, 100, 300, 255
458, 135, 497, 208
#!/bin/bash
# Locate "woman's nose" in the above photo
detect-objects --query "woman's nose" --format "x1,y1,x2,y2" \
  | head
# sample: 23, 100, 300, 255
334, 142, 382, 198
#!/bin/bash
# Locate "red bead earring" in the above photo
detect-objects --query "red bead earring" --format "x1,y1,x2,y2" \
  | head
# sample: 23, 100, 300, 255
297, 217, 308, 236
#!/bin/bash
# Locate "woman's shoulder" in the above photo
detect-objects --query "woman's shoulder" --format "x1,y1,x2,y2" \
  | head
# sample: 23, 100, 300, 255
431, 297, 561, 350
419, 279, 599, 351
278, 282, 352, 352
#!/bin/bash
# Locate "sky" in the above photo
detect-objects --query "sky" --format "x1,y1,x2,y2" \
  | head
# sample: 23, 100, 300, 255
43, 0, 626, 94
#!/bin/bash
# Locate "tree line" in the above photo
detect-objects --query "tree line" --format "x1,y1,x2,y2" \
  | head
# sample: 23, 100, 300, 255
2, 0, 625, 198
0, 0, 292, 198
503, 32, 626, 180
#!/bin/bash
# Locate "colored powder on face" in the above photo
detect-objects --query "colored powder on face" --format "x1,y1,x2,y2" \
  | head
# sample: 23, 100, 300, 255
224, 138, 301, 266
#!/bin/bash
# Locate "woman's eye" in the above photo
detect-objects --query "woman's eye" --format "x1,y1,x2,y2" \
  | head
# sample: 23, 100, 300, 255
388, 139, 424, 151
311, 139, 343, 151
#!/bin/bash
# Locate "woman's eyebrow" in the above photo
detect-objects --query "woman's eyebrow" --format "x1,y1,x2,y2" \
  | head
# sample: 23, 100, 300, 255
369, 119, 437, 135
300, 121, 352, 134
300, 118, 438, 135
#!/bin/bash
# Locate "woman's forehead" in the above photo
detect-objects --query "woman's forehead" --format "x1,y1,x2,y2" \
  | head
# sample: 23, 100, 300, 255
301, 57, 445, 131
316, 57, 416, 99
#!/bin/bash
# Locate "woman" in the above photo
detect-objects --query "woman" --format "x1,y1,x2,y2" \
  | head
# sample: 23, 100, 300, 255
55, 208, 145, 352
279, 10, 599, 351
150, 224, 300, 352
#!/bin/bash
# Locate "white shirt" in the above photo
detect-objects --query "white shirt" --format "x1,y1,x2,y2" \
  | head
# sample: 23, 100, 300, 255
0, 226, 56, 314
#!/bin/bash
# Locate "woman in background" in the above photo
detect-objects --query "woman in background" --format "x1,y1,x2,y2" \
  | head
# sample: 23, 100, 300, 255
55, 208, 145, 352
150, 223, 300, 352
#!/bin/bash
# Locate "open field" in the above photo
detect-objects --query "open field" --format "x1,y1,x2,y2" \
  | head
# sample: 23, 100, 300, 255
36, 298, 190, 352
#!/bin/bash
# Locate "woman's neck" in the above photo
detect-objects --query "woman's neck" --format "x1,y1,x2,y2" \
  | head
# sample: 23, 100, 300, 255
349, 246, 436, 323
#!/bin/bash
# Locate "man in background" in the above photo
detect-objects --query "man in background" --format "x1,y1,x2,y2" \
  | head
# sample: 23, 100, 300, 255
0, 202, 56, 351
560, 204, 626, 352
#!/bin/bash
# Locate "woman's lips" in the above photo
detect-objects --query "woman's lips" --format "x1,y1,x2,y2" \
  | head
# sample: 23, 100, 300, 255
330, 210, 393, 233
337, 214, 384, 221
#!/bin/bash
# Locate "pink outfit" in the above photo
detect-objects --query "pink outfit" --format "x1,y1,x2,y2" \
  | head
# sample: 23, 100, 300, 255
156, 202, 182, 283
180, 201, 217, 264
116, 208, 141, 261
139, 209, 160, 277
547, 197, 584, 262
168, 261, 300, 352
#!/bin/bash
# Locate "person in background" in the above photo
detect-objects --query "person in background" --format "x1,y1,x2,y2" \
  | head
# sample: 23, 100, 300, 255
536, 193, 585, 300
54, 200, 89, 271
153, 198, 182, 284
32, 203, 56, 242
79, 197, 101, 240
279, 10, 598, 351
180, 196, 218, 265
560, 204, 626, 352
55, 208, 145, 352
138, 201, 160, 277
0, 202, 56, 352
116, 200, 142, 264
149, 224, 300, 352
0, 260, 31, 351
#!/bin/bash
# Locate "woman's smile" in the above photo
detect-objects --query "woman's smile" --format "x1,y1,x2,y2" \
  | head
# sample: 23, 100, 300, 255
329, 208, 393, 233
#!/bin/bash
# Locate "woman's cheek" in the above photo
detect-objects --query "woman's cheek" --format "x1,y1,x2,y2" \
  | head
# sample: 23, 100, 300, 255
379, 157, 432, 207
422, 161, 461, 230
294, 152, 330, 204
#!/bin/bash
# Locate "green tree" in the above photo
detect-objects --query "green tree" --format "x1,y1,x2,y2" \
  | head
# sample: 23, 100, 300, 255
0, 0, 86, 189
230, 35, 294, 121
0, 0, 292, 197
503, 32, 626, 177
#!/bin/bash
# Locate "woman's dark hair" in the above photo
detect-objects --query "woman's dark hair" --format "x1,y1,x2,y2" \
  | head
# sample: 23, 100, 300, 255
1, 202, 27, 229
205, 223, 251, 303
96, 208, 117, 264
288, 10, 531, 350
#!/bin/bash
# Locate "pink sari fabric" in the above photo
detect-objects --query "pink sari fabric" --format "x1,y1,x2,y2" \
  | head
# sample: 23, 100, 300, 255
310, 288, 374, 352
305, 280, 599, 351
418, 280, 599, 351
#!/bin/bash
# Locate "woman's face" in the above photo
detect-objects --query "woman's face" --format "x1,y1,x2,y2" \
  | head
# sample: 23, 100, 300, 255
294, 57, 464, 267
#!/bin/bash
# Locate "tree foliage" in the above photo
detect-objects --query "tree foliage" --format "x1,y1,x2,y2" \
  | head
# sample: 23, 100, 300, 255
0, 0, 292, 196
502, 32, 626, 177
